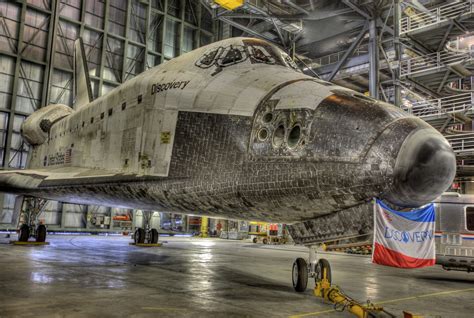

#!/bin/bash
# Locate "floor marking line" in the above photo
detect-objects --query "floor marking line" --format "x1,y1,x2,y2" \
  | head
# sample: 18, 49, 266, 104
141, 307, 187, 311
376, 287, 474, 305
288, 287, 474, 318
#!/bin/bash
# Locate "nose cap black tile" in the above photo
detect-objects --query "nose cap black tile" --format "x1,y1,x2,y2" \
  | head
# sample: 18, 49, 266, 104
385, 128, 456, 208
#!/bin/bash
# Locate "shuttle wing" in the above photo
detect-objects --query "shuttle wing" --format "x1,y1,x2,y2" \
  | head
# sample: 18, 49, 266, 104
0, 167, 141, 192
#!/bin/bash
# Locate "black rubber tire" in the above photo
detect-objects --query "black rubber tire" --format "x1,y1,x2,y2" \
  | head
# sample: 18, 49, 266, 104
134, 228, 146, 244
18, 224, 30, 242
292, 257, 308, 292
36, 224, 47, 242
252, 237, 258, 243
149, 228, 159, 244
263, 238, 268, 244
315, 258, 332, 285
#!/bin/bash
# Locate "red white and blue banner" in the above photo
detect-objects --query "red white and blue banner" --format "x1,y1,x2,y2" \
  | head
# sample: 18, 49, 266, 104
372, 199, 436, 268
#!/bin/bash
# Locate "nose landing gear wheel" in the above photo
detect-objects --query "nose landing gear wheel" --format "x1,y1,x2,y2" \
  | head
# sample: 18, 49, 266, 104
315, 258, 331, 284
149, 228, 159, 244
292, 257, 308, 292
134, 228, 146, 244
36, 225, 47, 242
18, 224, 30, 242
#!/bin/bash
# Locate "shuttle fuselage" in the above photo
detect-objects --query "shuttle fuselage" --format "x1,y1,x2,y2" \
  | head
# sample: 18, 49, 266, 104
0, 38, 456, 242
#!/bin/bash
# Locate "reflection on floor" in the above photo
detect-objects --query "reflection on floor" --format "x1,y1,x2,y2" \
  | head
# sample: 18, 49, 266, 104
0, 235, 473, 317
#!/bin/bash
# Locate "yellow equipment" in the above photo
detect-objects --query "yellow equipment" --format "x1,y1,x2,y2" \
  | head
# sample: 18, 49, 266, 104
129, 242, 163, 247
10, 241, 49, 246
214, 0, 244, 10
200, 216, 209, 238
313, 259, 392, 318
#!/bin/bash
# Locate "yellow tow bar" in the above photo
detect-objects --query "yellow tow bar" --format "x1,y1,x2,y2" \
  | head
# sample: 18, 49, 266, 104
313, 260, 394, 318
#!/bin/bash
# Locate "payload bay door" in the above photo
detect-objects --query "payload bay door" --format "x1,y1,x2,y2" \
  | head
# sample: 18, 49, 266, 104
138, 107, 178, 176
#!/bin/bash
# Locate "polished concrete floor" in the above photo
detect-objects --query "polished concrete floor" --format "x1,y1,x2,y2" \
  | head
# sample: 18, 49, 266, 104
0, 235, 473, 318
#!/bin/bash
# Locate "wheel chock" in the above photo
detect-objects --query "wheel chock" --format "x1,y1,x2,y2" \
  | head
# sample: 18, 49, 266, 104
10, 241, 50, 246
129, 242, 163, 247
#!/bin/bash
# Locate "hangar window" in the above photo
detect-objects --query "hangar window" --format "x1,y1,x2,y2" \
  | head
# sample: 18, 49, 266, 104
138, 95, 142, 104
466, 207, 474, 231
122, 102, 126, 110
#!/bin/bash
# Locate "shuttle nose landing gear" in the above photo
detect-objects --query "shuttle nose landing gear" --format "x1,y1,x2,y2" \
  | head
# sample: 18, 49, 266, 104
292, 245, 319, 293
292, 246, 393, 318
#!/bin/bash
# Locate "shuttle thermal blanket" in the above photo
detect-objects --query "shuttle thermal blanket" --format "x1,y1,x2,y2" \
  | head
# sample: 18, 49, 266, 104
372, 199, 435, 268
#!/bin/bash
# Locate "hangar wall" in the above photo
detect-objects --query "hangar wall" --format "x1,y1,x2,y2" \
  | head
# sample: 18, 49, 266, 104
0, 0, 217, 230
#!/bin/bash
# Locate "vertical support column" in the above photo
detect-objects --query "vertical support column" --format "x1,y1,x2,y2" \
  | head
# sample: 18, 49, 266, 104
122, 0, 132, 83
196, 2, 202, 47
160, 0, 169, 64
179, 0, 185, 55
43, 0, 59, 106
59, 202, 66, 229
200, 216, 208, 237
393, 0, 402, 107
309, 246, 318, 274
4, 1, 27, 168
132, 209, 137, 233
108, 207, 114, 230
11, 195, 24, 229
369, 18, 379, 99
98, 0, 110, 96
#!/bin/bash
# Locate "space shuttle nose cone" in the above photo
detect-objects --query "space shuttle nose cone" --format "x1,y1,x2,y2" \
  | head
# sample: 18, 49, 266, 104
385, 129, 456, 207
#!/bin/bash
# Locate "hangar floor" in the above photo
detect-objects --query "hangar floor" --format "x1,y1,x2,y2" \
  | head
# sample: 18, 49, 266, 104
0, 235, 473, 317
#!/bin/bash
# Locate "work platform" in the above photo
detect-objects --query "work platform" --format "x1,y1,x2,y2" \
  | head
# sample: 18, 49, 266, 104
401, 1, 474, 47
402, 92, 473, 121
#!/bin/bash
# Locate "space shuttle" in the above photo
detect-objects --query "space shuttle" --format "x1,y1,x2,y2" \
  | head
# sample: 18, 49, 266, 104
0, 37, 455, 253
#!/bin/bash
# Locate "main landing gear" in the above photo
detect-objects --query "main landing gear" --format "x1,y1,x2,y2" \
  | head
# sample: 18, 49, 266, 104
291, 246, 392, 318
16, 197, 49, 243
133, 211, 159, 245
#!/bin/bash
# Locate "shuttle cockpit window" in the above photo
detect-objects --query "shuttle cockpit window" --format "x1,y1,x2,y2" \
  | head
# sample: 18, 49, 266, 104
218, 46, 248, 66
247, 45, 276, 65
196, 41, 301, 71
466, 206, 474, 231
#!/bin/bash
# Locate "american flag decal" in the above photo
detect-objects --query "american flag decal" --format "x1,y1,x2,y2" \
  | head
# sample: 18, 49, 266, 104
65, 149, 72, 164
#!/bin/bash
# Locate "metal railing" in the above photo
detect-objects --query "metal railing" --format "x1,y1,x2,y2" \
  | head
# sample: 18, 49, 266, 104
402, 92, 474, 118
401, 1, 473, 34
446, 133, 474, 154
400, 50, 471, 77
312, 44, 369, 67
